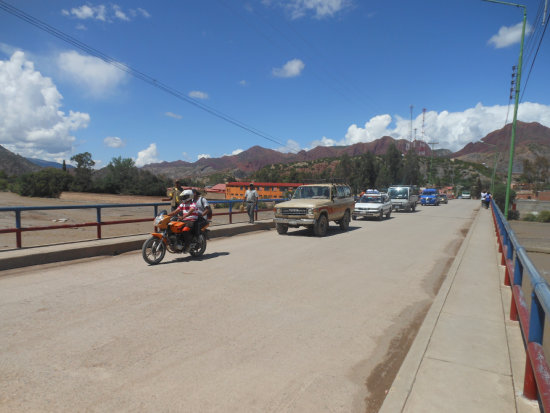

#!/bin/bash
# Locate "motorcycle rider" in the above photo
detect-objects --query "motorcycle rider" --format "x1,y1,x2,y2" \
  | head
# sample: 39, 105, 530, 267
167, 189, 198, 251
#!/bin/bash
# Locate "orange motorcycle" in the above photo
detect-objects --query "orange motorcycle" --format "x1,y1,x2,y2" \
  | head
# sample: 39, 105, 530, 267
142, 210, 209, 265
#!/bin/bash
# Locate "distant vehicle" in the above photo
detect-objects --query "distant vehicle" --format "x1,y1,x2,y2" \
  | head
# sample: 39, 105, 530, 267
420, 188, 440, 206
388, 185, 419, 212
438, 194, 448, 204
353, 192, 392, 220
461, 191, 471, 199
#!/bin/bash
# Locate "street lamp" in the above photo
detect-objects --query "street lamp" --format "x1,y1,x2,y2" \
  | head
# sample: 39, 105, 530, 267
482, 0, 527, 217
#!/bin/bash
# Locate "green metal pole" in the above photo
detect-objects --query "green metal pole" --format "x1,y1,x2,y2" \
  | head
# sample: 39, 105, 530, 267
483, 0, 527, 217
505, 6, 526, 217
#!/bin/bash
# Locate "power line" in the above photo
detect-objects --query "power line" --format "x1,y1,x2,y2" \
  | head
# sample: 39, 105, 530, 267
0, 0, 293, 151
520, 6, 550, 101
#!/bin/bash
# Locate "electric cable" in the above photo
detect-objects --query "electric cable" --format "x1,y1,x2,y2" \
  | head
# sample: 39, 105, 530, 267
0, 0, 295, 151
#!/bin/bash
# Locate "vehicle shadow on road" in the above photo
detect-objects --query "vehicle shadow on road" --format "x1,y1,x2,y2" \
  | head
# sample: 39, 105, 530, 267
284, 226, 362, 237
157, 251, 230, 265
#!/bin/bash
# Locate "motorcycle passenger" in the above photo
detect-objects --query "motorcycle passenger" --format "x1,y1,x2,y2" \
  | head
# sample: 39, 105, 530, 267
192, 189, 211, 235
167, 189, 198, 251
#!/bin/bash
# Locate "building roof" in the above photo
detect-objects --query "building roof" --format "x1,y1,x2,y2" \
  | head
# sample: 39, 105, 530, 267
226, 182, 303, 188
206, 183, 226, 192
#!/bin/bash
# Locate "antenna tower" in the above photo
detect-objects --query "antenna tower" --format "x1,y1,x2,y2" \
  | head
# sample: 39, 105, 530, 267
428, 140, 439, 185
409, 105, 414, 143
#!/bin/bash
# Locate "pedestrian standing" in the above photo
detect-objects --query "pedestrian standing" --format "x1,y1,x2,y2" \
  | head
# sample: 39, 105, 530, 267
243, 183, 259, 223
169, 180, 183, 211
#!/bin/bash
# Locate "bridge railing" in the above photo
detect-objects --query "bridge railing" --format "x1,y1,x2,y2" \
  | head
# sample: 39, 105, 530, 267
492, 199, 550, 409
0, 199, 285, 249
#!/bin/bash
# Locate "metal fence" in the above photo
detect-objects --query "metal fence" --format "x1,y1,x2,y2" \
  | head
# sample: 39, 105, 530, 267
0, 199, 285, 249
492, 198, 550, 410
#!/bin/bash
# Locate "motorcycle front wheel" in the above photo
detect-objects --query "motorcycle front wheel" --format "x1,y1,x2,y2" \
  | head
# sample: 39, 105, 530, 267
142, 236, 166, 265
189, 234, 207, 257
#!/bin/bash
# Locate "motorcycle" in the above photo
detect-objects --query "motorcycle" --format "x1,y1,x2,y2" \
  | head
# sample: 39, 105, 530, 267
142, 210, 210, 265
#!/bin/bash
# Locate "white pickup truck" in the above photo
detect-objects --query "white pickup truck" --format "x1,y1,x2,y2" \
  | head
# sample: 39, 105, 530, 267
388, 185, 419, 212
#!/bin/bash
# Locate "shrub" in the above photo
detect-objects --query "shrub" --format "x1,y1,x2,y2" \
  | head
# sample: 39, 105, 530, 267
537, 210, 550, 223
523, 213, 537, 222
507, 210, 520, 220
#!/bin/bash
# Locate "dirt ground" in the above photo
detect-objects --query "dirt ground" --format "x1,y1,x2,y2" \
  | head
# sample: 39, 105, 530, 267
509, 220, 550, 279
0, 191, 271, 250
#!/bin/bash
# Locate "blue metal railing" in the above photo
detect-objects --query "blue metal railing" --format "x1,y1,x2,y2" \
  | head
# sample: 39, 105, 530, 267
492, 199, 550, 409
0, 198, 286, 249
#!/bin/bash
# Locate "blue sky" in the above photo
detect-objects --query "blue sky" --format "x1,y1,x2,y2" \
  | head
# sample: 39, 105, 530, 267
1, 0, 549, 168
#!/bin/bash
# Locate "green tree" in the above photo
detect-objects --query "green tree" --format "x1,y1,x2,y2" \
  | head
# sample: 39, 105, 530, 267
385, 143, 403, 184
375, 164, 391, 188
70, 152, 95, 192
14, 168, 73, 198
402, 150, 420, 185
493, 183, 516, 218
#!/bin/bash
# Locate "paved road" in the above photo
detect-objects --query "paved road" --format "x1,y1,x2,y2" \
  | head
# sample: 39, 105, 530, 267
0, 201, 477, 412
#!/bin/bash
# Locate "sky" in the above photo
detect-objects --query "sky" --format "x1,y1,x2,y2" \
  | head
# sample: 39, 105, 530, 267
1, 0, 549, 169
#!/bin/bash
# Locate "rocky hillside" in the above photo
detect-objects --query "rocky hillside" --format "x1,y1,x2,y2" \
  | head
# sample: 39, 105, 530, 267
143, 137, 434, 179
452, 121, 550, 173
0, 145, 42, 175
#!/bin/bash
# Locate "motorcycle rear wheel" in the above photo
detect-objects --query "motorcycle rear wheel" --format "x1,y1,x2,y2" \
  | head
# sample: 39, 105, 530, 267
142, 236, 166, 265
189, 234, 207, 257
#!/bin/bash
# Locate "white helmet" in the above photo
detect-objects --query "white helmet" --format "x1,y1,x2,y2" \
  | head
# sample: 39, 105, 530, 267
180, 189, 193, 201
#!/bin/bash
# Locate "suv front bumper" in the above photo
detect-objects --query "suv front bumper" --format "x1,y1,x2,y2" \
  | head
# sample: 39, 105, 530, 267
274, 217, 315, 225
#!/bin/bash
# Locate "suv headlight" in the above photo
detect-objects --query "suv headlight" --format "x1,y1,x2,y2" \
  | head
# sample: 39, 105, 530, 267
307, 208, 314, 215
276, 208, 281, 214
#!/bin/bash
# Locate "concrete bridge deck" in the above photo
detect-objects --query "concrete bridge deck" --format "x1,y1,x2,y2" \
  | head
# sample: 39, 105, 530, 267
0, 207, 540, 412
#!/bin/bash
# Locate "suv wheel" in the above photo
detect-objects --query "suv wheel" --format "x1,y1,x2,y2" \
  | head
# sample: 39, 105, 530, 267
339, 210, 350, 231
313, 214, 328, 237
276, 223, 288, 235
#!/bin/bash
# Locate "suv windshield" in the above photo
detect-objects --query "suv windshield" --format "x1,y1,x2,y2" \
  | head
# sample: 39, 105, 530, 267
388, 187, 408, 199
292, 186, 330, 199
359, 195, 382, 203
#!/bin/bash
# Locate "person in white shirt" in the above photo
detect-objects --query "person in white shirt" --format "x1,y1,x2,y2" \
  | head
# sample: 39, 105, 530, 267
243, 183, 259, 223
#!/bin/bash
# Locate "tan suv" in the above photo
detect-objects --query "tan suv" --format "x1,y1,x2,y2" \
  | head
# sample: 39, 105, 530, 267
273, 184, 354, 236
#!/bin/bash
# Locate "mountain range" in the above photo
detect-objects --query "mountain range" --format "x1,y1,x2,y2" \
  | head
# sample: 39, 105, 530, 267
1, 121, 548, 178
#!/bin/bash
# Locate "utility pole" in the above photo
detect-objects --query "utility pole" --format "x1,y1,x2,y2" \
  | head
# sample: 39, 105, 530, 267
428, 141, 439, 186
483, 0, 527, 217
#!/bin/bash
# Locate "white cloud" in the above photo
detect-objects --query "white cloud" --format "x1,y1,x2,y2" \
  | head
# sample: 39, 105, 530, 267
136, 8, 151, 18
223, 149, 244, 156
62, 5, 106, 21
308, 136, 337, 149
272, 58, 305, 78
0, 51, 89, 162
57, 51, 126, 97
278, 103, 550, 154
189, 90, 209, 99
104, 136, 125, 148
488, 21, 532, 49
277, 139, 302, 153
165, 111, 183, 119
197, 154, 211, 160
113, 5, 130, 21
284, 0, 351, 19
62, 4, 150, 23
135, 143, 161, 167
239, 80, 247, 86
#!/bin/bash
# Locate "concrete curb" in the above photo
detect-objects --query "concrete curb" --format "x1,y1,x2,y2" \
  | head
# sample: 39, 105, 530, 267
0, 221, 275, 271
378, 210, 480, 412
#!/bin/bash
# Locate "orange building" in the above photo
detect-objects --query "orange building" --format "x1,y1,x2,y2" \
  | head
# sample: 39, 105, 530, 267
226, 182, 303, 200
